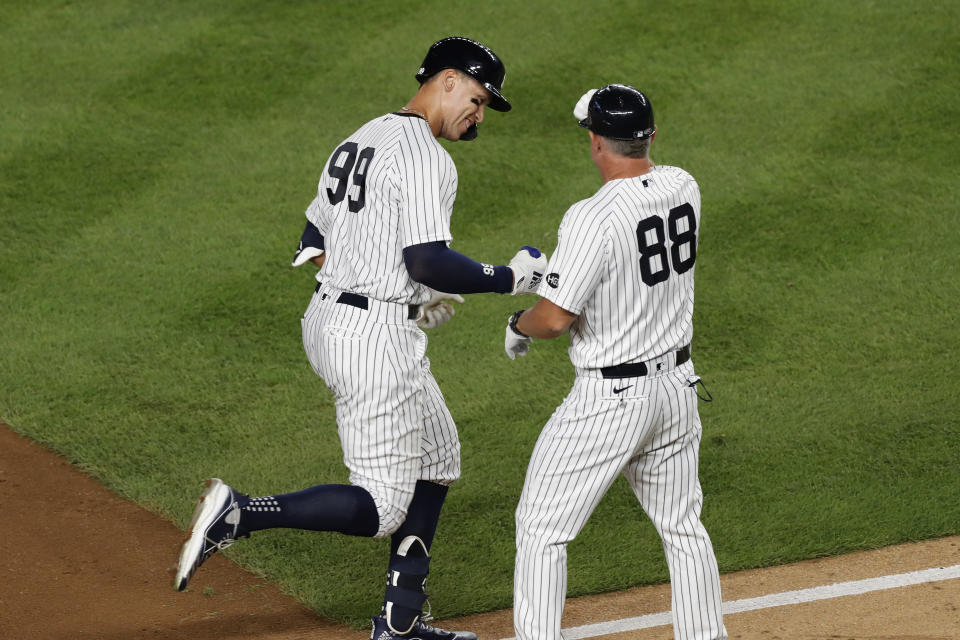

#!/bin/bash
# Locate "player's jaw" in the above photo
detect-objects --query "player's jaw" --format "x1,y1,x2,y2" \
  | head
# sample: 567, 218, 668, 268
439, 76, 488, 141
459, 107, 482, 135
444, 99, 484, 140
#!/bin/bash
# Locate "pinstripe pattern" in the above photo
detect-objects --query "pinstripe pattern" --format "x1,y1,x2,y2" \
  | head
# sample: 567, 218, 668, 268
516, 166, 726, 639
299, 112, 462, 537
538, 166, 700, 369
305, 114, 456, 305
302, 286, 459, 537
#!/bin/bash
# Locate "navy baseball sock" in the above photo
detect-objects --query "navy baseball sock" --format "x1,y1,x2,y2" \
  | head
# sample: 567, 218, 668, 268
389, 480, 448, 553
382, 480, 449, 632
240, 484, 379, 537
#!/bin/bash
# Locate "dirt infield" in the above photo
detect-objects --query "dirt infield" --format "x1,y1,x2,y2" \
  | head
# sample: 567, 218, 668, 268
2, 423, 958, 639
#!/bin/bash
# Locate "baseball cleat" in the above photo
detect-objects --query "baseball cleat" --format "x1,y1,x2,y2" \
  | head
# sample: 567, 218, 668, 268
370, 614, 477, 640
173, 478, 249, 591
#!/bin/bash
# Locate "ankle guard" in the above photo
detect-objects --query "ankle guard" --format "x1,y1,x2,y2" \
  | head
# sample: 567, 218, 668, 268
385, 535, 431, 634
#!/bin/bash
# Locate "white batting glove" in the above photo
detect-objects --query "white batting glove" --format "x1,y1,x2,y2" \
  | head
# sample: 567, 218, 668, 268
291, 246, 324, 267
574, 89, 599, 121
504, 310, 533, 360
509, 246, 548, 295
417, 290, 465, 330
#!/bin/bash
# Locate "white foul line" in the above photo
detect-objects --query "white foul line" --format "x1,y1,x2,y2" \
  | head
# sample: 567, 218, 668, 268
497, 564, 960, 640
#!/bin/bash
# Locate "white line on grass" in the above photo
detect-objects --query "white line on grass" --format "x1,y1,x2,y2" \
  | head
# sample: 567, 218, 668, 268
497, 564, 960, 640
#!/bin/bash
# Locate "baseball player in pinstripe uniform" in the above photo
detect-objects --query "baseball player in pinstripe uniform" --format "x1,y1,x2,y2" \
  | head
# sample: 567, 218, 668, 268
173, 37, 547, 640
504, 84, 727, 640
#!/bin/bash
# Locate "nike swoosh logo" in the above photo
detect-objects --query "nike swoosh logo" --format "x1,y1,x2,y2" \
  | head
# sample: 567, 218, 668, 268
613, 385, 633, 394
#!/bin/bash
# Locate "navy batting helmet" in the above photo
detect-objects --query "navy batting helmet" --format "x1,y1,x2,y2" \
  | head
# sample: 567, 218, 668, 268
416, 36, 511, 112
578, 84, 654, 140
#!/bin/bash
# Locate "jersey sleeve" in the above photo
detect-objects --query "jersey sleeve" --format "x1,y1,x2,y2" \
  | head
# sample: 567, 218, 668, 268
307, 177, 336, 238
303, 196, 321, 232
537, 202, 609, 315
395, 125, 456, 248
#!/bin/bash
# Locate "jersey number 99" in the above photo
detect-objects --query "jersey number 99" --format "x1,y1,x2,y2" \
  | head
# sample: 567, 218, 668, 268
636, 203, 697, 287
326, 142, 376, 213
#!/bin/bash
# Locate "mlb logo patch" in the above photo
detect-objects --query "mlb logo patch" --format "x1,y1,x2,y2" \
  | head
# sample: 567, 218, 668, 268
546, 273, 560, 288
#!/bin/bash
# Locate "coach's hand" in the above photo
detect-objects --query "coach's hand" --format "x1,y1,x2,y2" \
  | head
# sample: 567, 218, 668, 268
504, 310, 533, 360
509, 246, 548, 295
417, 290, 465, 330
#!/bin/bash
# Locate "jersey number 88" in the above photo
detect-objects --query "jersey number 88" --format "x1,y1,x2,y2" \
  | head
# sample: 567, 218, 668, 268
636, 203, 697, 287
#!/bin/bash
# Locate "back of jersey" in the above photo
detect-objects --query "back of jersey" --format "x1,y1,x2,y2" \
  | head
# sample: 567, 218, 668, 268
306, 113, 458, 305
543, 165, 701, 369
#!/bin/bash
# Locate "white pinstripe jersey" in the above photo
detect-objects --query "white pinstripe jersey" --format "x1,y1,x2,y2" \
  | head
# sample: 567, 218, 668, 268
305, 113, 457, 305
537, 165, 701, 369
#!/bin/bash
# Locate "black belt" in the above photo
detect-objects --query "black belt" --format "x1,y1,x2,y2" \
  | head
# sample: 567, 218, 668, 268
315, 283, 419, 320
600, 345, 691, 379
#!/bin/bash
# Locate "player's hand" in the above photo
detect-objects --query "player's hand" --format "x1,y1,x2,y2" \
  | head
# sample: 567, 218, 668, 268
504, 310, 533, 360
509, 246, 548, 295
417, 290, 465, 330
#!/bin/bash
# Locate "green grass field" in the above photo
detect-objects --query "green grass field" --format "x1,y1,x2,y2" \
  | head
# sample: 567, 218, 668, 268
2, 0, 959, 629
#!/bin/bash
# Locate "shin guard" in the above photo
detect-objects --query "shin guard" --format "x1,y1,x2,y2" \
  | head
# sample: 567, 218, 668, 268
384, 535, 431, 634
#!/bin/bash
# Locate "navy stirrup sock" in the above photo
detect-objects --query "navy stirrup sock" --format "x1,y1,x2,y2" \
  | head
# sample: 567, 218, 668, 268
240, 483, 379, 537
390, 480, 448, 552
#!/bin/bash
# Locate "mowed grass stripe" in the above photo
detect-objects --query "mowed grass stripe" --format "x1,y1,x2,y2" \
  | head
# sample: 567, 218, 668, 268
1, 0, 958, 628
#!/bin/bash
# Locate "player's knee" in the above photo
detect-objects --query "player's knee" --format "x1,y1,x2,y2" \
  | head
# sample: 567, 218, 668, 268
365, 489, 414, 538
515, 504, 540, 536
375, 508, 407, 537
656, 518, 709, 548
515, 505, 572, 544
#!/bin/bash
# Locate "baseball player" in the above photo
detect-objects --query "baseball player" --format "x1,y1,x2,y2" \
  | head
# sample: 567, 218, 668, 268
174, 36, 548, 640
504, 85, 727, 640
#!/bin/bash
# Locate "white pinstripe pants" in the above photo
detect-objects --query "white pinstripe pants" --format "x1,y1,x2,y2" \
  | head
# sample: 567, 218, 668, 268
514, 361, 727, 640
301, 288, 461, 538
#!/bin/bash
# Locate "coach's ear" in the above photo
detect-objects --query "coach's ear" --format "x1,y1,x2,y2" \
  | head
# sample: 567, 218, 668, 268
589, 131, 603, 153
